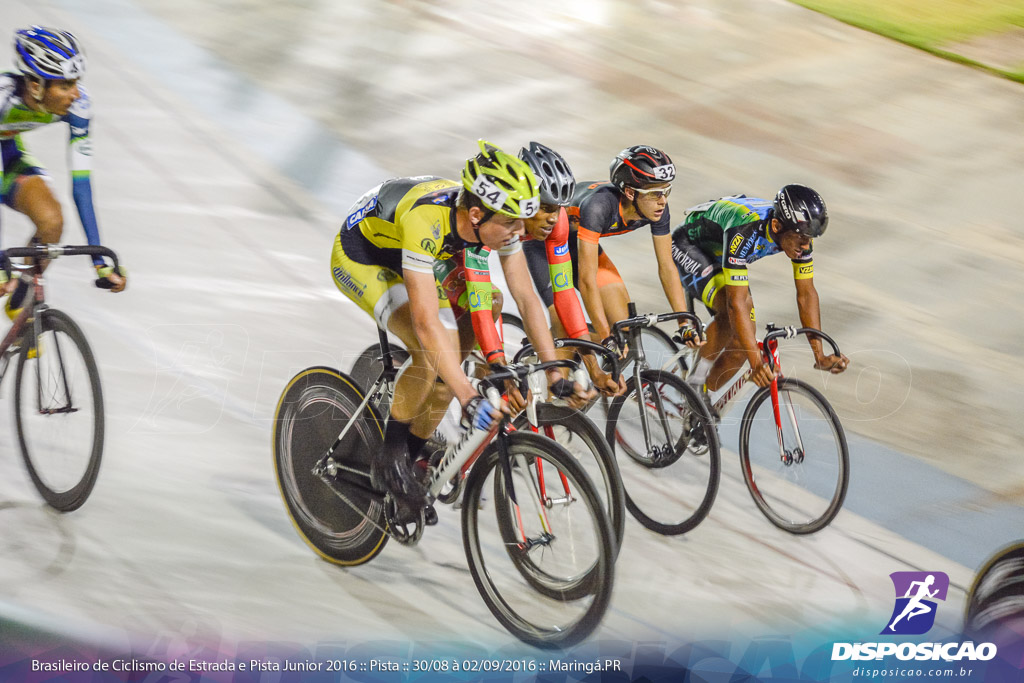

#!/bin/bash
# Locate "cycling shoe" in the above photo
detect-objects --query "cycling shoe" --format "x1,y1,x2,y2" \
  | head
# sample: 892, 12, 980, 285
370, 452, 428, 504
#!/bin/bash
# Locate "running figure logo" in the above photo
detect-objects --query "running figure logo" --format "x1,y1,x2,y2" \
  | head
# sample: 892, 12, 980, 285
882, 571, 949, 635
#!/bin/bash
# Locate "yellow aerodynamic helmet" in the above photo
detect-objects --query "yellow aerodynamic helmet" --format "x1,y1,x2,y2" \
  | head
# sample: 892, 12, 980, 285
462, 140, 541, 219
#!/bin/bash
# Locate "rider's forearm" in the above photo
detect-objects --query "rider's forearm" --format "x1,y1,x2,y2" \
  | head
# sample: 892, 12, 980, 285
516, 293, 560, 384
796, 285, 825, 358
582, 352, 607, 383
658, 257, 689, 315
579, 276, 610, 340
728, 289, 761, 367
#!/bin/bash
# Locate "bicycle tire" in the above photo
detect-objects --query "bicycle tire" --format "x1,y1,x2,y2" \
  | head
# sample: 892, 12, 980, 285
512, 403, 625, 558
739, 377, 849, 534
605, 369, 720, 536
14, 308, 103, 512
462, 431, 614, 648
273, 366, 389, 565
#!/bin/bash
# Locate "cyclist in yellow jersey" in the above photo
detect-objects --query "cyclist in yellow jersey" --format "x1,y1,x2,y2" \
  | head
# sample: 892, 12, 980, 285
331, 141, 576, 518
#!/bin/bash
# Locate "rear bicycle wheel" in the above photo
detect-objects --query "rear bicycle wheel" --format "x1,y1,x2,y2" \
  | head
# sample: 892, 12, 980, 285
349, 343, 408, 414
512, 404, 625, 558
739, 377, 849, 534
14, 308, 103, 512
273, 367, 388, 564
462, 431, 614, 648
606, 370, 720, 535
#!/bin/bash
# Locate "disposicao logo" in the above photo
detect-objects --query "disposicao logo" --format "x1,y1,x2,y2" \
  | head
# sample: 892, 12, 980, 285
831, 570, 998, 663
882, 571, 948, 635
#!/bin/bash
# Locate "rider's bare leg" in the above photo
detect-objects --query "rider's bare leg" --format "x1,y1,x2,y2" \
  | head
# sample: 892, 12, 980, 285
13, 175, 64, 245
705, 294, 750, 392
7, 176, 63, 308
598, 282, 631, 336
385, 304, 464, 442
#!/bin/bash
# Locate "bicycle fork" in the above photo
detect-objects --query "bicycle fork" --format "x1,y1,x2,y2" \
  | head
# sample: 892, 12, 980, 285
769, 379, 806, 466
499, 433, 558, 551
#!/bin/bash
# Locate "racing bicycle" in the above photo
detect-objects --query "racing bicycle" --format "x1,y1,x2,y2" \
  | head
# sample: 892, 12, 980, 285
0, 244, 118, 511
351, 327, 627, 557
673, 323, 850, 534
272, 329, 615, 648
602, 303, 722, 536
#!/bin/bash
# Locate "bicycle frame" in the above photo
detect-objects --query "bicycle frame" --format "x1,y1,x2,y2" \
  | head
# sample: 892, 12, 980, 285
706, 339, 777, 419
703, 324, 842, 464
0, 272, 65, 419
314, 328, 580, 545
612, 303, 704, 456
0, 244, 119, 389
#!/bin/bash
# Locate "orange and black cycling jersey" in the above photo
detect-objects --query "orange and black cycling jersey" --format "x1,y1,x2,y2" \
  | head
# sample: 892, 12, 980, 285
568, 181, 672, 245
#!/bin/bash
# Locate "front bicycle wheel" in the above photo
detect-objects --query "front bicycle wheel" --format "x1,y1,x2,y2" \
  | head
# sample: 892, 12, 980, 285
606, 370, 720, 535
462, 431, 614, 648
512, 404, 625, 558
273, 367, 388, 564
618, 326, 689, 379
739, 377, 849, 534
14, 309, 103, 512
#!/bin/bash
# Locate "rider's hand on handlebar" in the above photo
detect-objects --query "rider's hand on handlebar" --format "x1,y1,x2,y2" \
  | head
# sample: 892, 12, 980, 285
748, 360, 778, 388
600, 335, 621, 356
814, 353, 850, 374
96, 264, 127, 293
672, 324, 704, 349
460, 394, 506, 431
550, 376, 596, 410
504, 379, 527, 414
590, 367, 625, 397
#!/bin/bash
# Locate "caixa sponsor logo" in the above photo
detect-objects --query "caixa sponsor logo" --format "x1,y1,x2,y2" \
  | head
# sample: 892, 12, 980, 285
831, 642, 996, 662
345, 195, 378, 228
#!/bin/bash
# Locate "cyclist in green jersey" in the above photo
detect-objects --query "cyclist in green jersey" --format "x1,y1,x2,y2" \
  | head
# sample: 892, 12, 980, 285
671, 185, 850, 392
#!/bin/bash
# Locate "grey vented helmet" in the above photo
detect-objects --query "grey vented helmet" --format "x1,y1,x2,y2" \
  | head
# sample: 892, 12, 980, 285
518, 141, 576, 207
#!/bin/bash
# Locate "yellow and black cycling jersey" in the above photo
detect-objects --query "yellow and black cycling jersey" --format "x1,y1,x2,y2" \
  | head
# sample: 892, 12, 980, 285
339, 176, 495, 276
332, 175, 522, 330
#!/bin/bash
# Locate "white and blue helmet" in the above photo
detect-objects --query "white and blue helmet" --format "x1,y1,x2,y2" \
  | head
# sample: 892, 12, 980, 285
14, 26, 86, 80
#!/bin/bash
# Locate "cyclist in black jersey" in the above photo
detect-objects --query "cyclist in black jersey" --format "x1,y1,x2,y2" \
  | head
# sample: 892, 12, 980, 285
672, 184, 850, 391
567, 145, 697, 347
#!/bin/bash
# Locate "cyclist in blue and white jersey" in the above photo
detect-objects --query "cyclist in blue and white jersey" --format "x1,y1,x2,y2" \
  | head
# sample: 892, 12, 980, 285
1, 26, 125, 316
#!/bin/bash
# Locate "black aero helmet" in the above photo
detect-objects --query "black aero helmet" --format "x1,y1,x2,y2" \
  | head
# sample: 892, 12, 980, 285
609, 145, 675, 190
519, 141, 576, 207
773, 184, 828, 237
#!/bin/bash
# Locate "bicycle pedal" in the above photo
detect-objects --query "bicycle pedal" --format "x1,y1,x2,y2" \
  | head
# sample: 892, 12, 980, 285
384, 495, 425, 545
